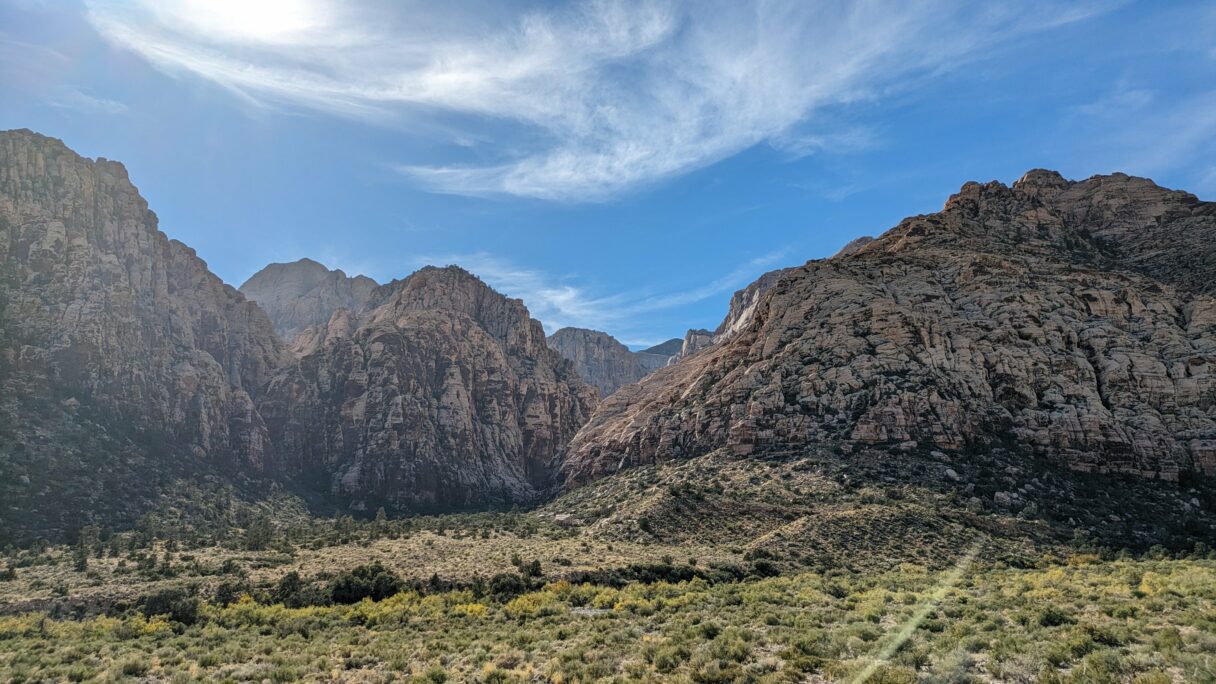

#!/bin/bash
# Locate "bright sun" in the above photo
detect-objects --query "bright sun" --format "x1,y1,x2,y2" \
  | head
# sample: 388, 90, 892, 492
170, 0, 324, 44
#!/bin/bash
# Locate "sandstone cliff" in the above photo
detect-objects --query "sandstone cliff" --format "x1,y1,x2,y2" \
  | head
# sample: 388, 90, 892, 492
666, 269, 795, 366
563, 170, 1216, 487
547, 327, 675, 396
240, 258, 377, 341
639, 338, 684, 357
0, 131, 600, 539
0, 129, 288, 540
260, 267, 598, 512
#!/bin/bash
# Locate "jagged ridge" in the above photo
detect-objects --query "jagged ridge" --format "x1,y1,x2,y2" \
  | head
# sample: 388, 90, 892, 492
562, 170, 1216, 487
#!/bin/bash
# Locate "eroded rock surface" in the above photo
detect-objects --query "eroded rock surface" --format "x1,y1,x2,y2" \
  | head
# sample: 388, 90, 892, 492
563, 170, 1216, 487
240, 259, 377, 342
0, 130, 288, 539
548, 327, 674, 396
261, 267, 598, 511
0, 131, 600, 538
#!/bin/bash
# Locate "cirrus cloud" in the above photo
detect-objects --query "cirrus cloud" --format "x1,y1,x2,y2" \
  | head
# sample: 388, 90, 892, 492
85, 0, 1117, 200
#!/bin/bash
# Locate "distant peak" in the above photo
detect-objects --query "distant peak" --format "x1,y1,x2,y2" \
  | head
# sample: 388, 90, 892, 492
1013, 169, 1070, 193
550, 327, 614, 339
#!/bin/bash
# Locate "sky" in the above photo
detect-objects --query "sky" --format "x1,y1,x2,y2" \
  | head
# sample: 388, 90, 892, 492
1, 1, 1214, 347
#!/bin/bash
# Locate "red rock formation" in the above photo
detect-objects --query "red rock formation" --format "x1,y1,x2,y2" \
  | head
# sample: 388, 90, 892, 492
240, 259, 377, 342
562, 170, 1216, 487
260, 266, 598, 511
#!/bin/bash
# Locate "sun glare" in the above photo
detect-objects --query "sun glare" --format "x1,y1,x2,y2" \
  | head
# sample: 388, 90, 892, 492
167, 0, 325, 44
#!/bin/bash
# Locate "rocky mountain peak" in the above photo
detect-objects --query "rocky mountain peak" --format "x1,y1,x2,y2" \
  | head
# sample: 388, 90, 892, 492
547, 327, 674, 397
240, 258, 377, 341
562, 168, 1216, 488
1012, 168, 1070, 194
369, 265, 546, 351
260, 263, 596, 512
0, 131, 600, 539
0, 129, 289, 540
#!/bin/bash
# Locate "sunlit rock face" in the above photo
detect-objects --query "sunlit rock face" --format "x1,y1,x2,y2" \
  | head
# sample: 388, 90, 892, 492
548, 327, 675, 397
563, 170, 1216, 487
260, 266, 598, 511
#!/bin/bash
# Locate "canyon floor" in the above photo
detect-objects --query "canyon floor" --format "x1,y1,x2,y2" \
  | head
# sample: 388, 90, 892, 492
2, 463, 1214, 684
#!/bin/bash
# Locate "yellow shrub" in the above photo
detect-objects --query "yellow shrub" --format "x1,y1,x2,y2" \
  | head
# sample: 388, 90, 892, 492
1138, 572, 1167, 596
505, 591, 562, 619
351, 591, 422, 624
140, 616, 175, 636
613, 597, 656, 615
591, 588, 621, 609
0, 614, 48, 639
453, 602, 488, 618
1067, 554, 1101, 566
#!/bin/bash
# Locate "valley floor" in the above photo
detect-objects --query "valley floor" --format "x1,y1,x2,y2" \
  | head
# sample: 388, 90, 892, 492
1, 552, 1213, 683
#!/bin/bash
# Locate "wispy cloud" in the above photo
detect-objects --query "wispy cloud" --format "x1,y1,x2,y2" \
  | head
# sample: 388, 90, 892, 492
1065, 85, 1216, 193
83, 0, 1115, 201
410, 250, 788, 345
46, 86, 128, 115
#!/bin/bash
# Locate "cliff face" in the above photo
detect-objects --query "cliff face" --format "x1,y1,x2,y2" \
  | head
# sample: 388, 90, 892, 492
665, 269, 795, 366
0, 129, 287, 465
0, 130, 288, 540
547, 327, 675, 396
562, 170, 1216, 487
260, 267, 598, 511
0, 130, 600, 539
639, 338, 684, 357
240, 259, 377, 341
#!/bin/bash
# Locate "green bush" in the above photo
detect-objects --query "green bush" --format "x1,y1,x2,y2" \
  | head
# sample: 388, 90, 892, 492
139, 587, 200, 625
329, 562, 403, 604
1038, 605, 1073, 627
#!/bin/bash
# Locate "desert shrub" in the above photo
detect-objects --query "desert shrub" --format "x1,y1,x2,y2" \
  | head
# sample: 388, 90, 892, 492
118, 658, 149, 677
329, 562, 403, 604
419, 666, 449, 683
1038, 605, 1073, 627
273, 571, 328, 607
214, 579, 250, 606
749, 559, 781, 577
503, 591, 561, 619
1132, 671, 1173, 684
138, 587, 200, 625
488, 572, 531, 601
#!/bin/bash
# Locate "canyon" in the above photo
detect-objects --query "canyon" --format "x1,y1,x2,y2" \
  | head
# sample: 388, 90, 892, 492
2, 129, 1213, 547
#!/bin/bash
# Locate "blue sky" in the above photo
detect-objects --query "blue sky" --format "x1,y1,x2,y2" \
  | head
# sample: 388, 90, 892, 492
2, 1, 1214, 347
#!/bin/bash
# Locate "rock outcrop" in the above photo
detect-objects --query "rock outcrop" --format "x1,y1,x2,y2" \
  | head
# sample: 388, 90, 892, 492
240, 259, 377, 341
639, 338, 684, 357
0, 130, 599, 539
547, 328, 676, 396
562, 170, 1216, 487
0, 129, 288, 540
260, 267, 598, 511
666, 270, 796, 366
667, 329, 715, 366
833, 236, 874, 258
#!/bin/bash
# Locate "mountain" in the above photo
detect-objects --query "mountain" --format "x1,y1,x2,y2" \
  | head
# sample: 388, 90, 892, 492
547, 327, 676, 396
639, 338, 684, 357
0, 130, 597, 539
4, 128, 1212, 554
562, 170, 1216, 489
259, 267, 597, 512
0, 129, 288, 542
665, 267, 799, 366
239, 259, 377, 341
